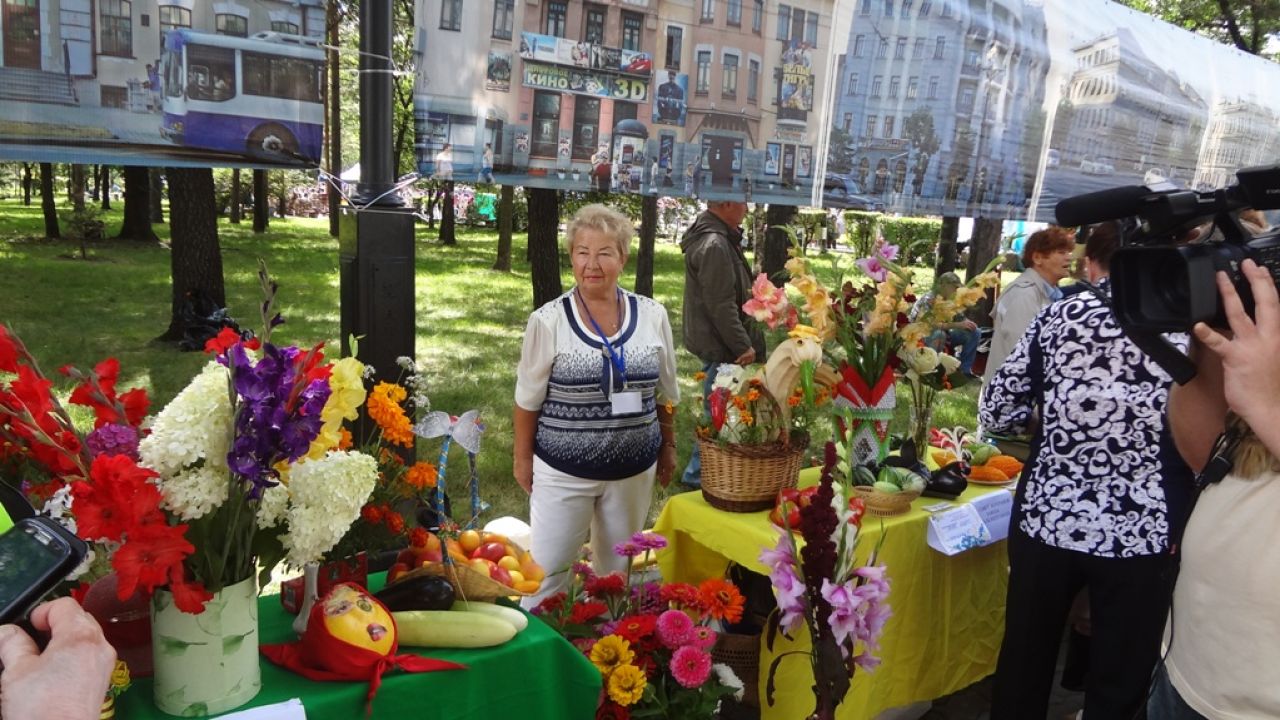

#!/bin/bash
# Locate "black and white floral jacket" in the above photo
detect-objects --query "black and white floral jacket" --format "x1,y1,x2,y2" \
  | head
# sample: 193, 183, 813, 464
978, 278, 1193, 558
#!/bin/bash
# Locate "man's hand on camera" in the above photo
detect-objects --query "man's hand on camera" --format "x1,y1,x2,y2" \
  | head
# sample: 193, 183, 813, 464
0, 597, 116, 720
1194, 259, 1280, 438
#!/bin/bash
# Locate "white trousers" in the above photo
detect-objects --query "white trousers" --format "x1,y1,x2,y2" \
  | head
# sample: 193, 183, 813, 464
520, 456, 655, 610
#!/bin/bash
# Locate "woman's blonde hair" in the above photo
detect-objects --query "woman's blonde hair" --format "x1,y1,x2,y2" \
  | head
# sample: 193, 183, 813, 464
1229, 414, 1280, 479
564, 204, 634, 260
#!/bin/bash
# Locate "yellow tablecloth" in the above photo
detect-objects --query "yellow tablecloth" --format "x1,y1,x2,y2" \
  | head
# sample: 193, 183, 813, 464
653, 472, 1010, 719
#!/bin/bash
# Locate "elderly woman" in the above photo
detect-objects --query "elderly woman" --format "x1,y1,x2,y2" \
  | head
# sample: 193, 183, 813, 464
982, 226, 1075, 383
514, 204, 679, 608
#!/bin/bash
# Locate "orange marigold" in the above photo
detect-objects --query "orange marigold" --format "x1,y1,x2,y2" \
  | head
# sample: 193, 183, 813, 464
697, 578, 745, 624
731, 396, 747, 411
746, 389, 760, 402
367, 382, 415, 448
787, 395, 802, 407
693, 371, 707, 381
740, 410, 755, 426
337, 427, 354, 450
405, 462, 439, 490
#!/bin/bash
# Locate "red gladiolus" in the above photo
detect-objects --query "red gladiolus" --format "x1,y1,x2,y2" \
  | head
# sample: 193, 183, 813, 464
585, 573, 627, 597
112, 524, 196, 601
0, 325, 19, 373
168, 566, 213, 614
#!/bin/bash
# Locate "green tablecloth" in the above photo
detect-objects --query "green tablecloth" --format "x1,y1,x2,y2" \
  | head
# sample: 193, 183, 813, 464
115, 572, 601, 719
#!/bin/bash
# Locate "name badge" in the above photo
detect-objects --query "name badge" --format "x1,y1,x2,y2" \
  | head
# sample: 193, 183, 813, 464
611, 391, 642, 415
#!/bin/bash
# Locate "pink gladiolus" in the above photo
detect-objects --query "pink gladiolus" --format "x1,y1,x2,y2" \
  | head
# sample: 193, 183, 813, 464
820, 579, 865, 652
742, 273, 792, 329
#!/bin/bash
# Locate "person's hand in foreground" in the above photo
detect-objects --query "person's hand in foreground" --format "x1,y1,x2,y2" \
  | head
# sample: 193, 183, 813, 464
1194, 259, 1280, 457
0, 597, 117, 720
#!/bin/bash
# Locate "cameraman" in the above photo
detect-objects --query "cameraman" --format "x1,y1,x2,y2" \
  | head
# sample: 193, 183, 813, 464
1150, 258, 1280, 718
0, 597, 117, 719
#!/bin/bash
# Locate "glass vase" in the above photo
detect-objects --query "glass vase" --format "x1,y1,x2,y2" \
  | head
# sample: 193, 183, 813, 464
151, 575, 261, 716
909, 384, 937, 458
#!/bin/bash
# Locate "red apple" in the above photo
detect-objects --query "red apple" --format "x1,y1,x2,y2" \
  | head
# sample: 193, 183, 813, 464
472, 542, 508, 563
489, 564, 513, 587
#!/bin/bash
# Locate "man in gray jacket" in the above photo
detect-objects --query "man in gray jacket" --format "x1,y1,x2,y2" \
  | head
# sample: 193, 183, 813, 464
678, 200, 766, 488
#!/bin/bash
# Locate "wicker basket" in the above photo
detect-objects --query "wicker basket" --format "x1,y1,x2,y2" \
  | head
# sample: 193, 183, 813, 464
851, 485, 922, 517
711, 631, 761, 707
699, 433, 809, 513
396, 561, 532, 603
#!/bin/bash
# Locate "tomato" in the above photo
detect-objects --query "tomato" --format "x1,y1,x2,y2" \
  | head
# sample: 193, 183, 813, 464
796, 486, 819, 509
778, 488, 801, 504
386, 562, 410, 584
472, 542, 508, 563
848, 497, 866, 527
769, 499, 801, 530
489, 564, 513, 587
458, 529, 483, 554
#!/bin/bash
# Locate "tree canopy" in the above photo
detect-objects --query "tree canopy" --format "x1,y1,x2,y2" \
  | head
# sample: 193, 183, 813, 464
1117, 0, 1280, 56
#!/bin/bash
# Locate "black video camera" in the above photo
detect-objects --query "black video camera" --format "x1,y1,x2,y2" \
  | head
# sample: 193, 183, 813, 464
1055, 164, 1280, 383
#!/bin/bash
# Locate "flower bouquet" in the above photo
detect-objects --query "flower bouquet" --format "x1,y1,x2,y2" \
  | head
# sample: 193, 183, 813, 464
535, 531, 747, 719
693, 363, 819, 512
67, 266, 378, 714
759, 443, 891, 720
897, 345, 961, 456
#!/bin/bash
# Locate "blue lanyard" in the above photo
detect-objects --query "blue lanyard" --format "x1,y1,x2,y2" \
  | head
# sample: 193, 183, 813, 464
576, 288, 628, 393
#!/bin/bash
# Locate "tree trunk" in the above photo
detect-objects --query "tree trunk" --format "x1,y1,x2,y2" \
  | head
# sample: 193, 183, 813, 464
967, 216, 1003, 325
159, 167, 226, 342
39, 163, 59, 239
253, 169, 269, 233
635, 194, 657, 298
527, 187, 563, 308
440, 182, 456, 245
100, 166, 111, 211
90, 164, 100, 202
492, 184, 513, 271
230, 168, 242, 224
21, 163, 31, 206
326, 0, 341, 237
762, 204, 798, 286
276, 172, 287, 219
149, 169, 164, 223
70, 165, 85, 212
935, 215, 959, 276
116, 166, 157, 242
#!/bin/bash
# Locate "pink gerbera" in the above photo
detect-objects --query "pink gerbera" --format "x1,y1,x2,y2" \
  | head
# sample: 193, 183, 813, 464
670, 645, 713, 688
656, 609, 693, 649
686, 624, 718, 650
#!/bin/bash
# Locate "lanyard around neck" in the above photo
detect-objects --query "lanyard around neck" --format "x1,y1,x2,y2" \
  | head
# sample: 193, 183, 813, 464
576, 288, 627, 391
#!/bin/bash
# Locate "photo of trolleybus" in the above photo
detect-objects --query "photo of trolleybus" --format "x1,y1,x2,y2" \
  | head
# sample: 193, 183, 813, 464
160, 29, 324, 164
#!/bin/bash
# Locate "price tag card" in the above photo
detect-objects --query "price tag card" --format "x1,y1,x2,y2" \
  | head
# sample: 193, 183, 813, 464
923, 502, 955, 514
970, 490, 1013, 543
216, 699, 306, 720
926, 505, 993, 556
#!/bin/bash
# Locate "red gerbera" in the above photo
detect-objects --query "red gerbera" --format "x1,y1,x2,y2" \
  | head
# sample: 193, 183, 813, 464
585, 573, 627, 597
408, 526, 431, 548
658, 582, 701, 609
612, 614, 657, 644
595, 701, 631, 720
534, 592, 568, 616
167, 565, 213, 614
697, 578, 745, 624
203, 327, 260, 355
568, 601, 609, 625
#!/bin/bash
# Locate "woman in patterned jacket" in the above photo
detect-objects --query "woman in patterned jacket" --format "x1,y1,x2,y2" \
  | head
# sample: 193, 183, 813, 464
979, 222, 1193, 719
513, 204, 680, 608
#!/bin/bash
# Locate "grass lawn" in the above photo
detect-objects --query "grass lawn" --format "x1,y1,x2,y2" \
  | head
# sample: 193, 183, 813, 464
0, 198, 982, 527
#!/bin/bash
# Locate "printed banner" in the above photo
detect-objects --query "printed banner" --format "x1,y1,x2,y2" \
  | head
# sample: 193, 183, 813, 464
486, 51, 513, 92
417, 2, 834, 204
0, 0, 326, 168
823, 0, 1280, 220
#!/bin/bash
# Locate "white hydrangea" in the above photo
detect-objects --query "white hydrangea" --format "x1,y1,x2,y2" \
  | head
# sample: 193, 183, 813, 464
257, 482, 290, 529
139, 361, 232, 476
159, 465, 231, 521
280, 450, 377, 567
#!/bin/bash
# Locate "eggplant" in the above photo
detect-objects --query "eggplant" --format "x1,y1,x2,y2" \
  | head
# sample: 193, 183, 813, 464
375, 574, 457, 612
923, 461, 970, 499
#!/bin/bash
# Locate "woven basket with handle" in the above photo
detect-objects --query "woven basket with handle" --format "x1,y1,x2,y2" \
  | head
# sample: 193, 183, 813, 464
698, 432, 809, 513
851, 485, 921, 517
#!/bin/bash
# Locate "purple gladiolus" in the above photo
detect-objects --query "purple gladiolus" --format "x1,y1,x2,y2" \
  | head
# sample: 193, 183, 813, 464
821, 579, 865, 651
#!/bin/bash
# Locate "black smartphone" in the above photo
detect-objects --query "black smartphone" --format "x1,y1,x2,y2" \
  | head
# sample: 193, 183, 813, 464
0, 517, 87, 626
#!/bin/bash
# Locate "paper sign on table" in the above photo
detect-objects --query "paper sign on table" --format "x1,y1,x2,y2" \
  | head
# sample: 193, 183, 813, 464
969, 490, 1013, 542
212, 699, 306, 720
926, 505, 992, 556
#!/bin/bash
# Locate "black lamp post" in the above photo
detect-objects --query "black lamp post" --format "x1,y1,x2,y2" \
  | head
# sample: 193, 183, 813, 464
339, 0, 416, 459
